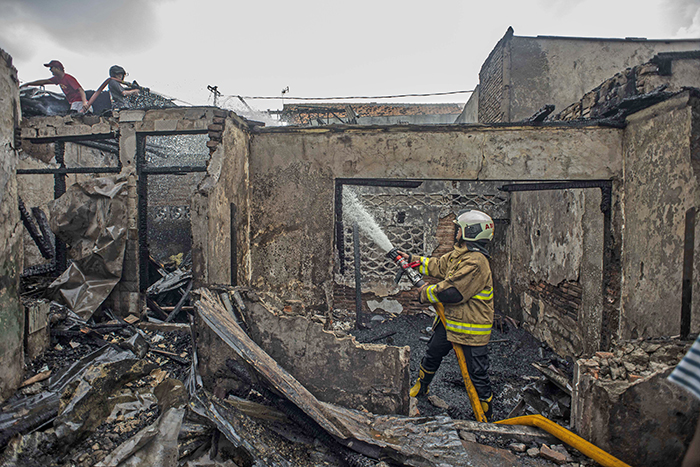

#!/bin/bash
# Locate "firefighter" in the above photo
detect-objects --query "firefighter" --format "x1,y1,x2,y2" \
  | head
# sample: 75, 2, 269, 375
398, 209, 495, 420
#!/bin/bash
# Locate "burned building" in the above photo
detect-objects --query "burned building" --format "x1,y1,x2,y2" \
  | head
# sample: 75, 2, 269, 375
1, 26, 700, 466
457, 27, 700, 124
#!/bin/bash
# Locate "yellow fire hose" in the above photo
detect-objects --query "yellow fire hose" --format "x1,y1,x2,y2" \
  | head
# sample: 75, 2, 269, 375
434, 303, 631, 467
434, 303, 487, 423
496, 415, 631, 467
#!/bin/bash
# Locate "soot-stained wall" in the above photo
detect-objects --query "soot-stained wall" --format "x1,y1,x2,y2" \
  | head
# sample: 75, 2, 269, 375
510, 189, 605, 358
621, 92, 700, 338
246, 125, 621, 319
478, 29, 700, 123
0, 49, 23, 402
192, 114, 251, 288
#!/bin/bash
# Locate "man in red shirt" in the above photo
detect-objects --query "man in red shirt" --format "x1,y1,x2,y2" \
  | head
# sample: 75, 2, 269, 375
21, 60, 91, 113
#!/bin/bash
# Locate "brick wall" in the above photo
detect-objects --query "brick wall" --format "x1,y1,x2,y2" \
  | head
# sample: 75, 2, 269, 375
478, 29, 512, 123
528, 280, 582, 321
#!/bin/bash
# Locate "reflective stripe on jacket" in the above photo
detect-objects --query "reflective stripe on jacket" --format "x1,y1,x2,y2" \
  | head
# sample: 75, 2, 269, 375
411, 244, 494, 346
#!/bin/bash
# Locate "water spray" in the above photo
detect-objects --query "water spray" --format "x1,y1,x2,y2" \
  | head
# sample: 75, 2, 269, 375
342, 188, 425, 288
342, 189, 393, 253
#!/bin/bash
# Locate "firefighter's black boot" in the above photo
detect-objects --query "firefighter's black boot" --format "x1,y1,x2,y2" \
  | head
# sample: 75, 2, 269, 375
479, 394, 493, 422
410, 365, 435, 397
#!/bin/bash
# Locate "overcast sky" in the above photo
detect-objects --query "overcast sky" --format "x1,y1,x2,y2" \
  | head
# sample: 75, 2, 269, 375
1, 0, 699, 113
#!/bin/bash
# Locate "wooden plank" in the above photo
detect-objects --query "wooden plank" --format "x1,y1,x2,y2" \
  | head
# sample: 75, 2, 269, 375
20, 370, 52, 388
195, 288, 348, 439
195, 287, 530, 466
138, 322, 190, 333
452, 419, 559, 445
531, 363, 573, 395
165, 279, 193, 322
146, 296, 169, 320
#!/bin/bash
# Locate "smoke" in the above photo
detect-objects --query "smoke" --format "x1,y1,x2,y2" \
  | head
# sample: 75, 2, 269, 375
0, 0, 172, 56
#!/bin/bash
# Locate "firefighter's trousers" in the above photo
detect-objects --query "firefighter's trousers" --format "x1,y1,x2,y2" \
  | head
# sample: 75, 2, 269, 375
421, 320, 492, 400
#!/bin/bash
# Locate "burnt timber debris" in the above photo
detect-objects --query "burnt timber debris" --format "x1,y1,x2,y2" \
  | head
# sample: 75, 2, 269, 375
3, 287, 593, 466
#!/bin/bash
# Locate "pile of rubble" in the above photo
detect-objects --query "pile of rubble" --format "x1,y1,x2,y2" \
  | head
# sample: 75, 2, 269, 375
1, 288, 592, 467
5, 277, 645, 466
576, 338, 690, 383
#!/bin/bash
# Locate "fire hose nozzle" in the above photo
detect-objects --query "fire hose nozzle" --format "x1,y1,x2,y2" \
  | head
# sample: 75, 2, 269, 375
386, 247, 402, 262
387, 248, 425, 287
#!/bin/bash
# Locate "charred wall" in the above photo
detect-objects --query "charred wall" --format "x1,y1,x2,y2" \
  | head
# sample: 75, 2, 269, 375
479, 30, 700, 123
0, 48, 23, 402
246, 124, 621, 320
621, 92, 700, 338
554, 53, 700, 121
510, 189, 605, 358
192, 111, 251, 288
20, 107, 218, 316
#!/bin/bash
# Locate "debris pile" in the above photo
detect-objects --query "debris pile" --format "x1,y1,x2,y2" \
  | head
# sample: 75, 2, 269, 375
576, 338, 690, 382
349, 311, 598, 466
125, 88, 177, 110
145, 253, 194, 324
5, 274, 632, 467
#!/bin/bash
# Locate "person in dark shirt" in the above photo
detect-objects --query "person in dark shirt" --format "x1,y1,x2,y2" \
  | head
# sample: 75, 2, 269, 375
21, 60, 91, 113
107, 65, 139, 110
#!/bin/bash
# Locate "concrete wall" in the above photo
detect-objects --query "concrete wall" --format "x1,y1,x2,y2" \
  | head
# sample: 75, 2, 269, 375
242, 299, 410, 414
455, 85, 479, 124
192, 116, 251, 287
573, 342, 700, 467
511, 189, 604, 358
20, 107, 219, 316
355, 114, 462, 125
479, 30, 700, 123
244, 124, 622, 313
0, 49, 24, 402
621, 92, 700, 338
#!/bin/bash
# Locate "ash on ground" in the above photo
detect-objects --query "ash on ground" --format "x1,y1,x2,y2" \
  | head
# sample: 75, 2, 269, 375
348, 310, 592, 466
349, 311, 573, 422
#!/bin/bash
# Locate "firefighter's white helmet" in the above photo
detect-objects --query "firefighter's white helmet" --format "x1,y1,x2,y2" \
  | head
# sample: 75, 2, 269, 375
454, 210, 494, 242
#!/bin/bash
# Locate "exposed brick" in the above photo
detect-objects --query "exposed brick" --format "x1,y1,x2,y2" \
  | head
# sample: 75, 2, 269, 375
207, 123, 224, 132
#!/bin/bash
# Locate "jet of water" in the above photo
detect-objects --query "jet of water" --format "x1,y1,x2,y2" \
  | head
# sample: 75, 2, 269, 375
342, 189, 394, 252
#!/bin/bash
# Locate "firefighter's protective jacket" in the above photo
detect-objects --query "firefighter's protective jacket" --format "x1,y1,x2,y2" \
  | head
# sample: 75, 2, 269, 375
410, 244, 494, 346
